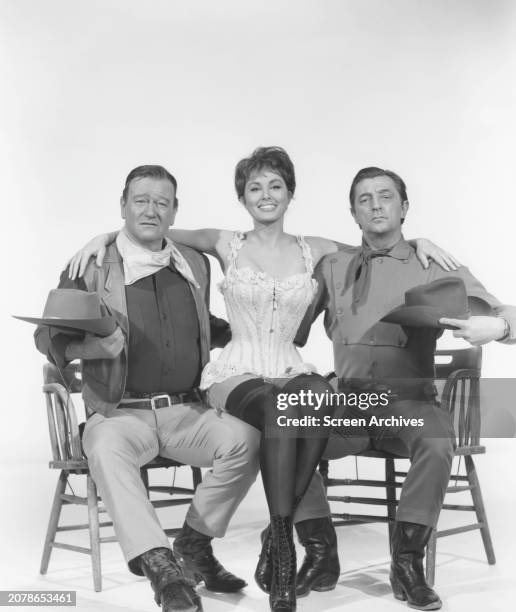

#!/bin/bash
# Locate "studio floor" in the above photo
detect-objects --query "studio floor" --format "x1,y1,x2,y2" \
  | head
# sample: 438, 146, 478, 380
1, 440, 515, 612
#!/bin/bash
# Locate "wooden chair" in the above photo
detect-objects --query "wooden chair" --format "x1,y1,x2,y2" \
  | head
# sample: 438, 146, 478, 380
319, 347, 495, 586
40, 362, 203, 591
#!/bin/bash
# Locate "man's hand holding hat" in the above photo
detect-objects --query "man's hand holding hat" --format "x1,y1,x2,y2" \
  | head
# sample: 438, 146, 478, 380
439, 316, 508, 346
64, 326, 125, 361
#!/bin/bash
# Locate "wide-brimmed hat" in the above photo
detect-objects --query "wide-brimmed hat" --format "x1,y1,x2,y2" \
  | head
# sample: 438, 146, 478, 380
381, 277, 479, 329
13, 289, 117, 336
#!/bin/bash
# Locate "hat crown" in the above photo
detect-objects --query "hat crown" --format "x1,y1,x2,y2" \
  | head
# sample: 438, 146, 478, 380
42, 289, 105, 320
404, 277, 468, 317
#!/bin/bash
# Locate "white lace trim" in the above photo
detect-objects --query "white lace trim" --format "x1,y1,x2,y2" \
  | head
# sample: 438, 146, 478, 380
219, 231, 317, 293
200, 360, 317, 390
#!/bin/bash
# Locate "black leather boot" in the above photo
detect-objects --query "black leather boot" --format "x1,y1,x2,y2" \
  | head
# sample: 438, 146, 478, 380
173, 522, 247, 592
390, 521, 442, 610
255, 496, 303, 595
269, 515, 297, 612
295, 517, 340, 597
255, 525, 272, 593
137, 547, 203, 612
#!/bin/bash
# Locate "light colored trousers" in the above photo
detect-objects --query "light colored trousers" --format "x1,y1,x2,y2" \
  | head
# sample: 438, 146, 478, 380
82, 403, 260, 565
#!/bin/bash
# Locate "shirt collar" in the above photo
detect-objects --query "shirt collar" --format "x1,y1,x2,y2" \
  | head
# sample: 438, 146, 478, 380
362, 235, 413, 262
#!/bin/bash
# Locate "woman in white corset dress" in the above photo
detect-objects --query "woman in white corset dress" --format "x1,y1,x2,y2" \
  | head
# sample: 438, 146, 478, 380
67, 147, 459, 612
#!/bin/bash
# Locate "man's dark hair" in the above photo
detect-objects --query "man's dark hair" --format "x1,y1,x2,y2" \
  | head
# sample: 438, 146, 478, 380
234, 146, 296, 199
122, 165, 178, 203
349, 167, 408, 211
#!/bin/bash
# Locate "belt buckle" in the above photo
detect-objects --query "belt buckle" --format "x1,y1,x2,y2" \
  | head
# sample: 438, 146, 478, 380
150, 394, 172, 410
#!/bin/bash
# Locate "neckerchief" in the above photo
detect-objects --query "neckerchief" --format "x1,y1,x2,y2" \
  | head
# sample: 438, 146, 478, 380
116, 228, 200, 288
343, 241, 392, 313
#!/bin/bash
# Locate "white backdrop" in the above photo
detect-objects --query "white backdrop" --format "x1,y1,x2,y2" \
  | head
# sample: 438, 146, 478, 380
1, 2, 516, 610
1, 1, 515, 463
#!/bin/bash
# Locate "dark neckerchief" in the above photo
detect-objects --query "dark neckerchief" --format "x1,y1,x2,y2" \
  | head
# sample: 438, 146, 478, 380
343, 238, 413, 313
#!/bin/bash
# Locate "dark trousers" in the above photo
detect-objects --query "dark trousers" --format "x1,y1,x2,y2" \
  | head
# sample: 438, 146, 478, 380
297, 398, 455, 528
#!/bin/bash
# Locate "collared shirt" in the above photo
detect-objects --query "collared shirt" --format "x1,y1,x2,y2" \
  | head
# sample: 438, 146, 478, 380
125, 262, 201, 394
295, 237, 516, 381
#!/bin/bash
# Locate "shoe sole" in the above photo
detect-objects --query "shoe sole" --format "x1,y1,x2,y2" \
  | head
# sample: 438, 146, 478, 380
296, 575, 339, 598
393, 592, 442, 610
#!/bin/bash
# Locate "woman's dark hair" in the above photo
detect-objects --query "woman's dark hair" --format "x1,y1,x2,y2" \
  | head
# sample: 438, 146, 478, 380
234, 146, 296, 199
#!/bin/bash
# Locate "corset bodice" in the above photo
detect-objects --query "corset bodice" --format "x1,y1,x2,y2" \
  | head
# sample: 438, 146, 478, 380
200, 232, 318, 388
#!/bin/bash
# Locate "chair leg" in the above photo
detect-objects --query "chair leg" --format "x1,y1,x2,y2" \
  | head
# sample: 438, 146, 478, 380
86, 475, 102, 592
40, 470, 67, 574
465, 455, 496, 564
385, 458, 397, 551
318, 459, 329, 486
425, 528, 437, 586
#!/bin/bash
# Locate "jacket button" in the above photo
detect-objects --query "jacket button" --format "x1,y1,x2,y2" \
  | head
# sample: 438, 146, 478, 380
336, 308, 343, 314
330, 257, 337, 263
377, 258, 383, 264
403, 259, 409, 264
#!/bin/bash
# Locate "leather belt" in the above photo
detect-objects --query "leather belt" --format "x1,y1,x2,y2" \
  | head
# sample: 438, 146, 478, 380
118, 389, 202, 410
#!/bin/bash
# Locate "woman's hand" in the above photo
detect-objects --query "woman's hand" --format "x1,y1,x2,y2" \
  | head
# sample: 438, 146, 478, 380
415, 239, 461, 271
67, 233, 111, 279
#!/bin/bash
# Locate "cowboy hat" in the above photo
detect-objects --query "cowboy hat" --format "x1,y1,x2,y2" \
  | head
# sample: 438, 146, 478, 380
13, 289, 117, 336
381, 277, 490, 329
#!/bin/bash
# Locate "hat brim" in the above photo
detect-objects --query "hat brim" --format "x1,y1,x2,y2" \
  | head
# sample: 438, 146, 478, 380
381, 306, 468, 329
13, 315, 117, 337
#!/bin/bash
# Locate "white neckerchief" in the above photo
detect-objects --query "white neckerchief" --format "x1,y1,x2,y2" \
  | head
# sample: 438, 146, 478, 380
116, 228, 200, 288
